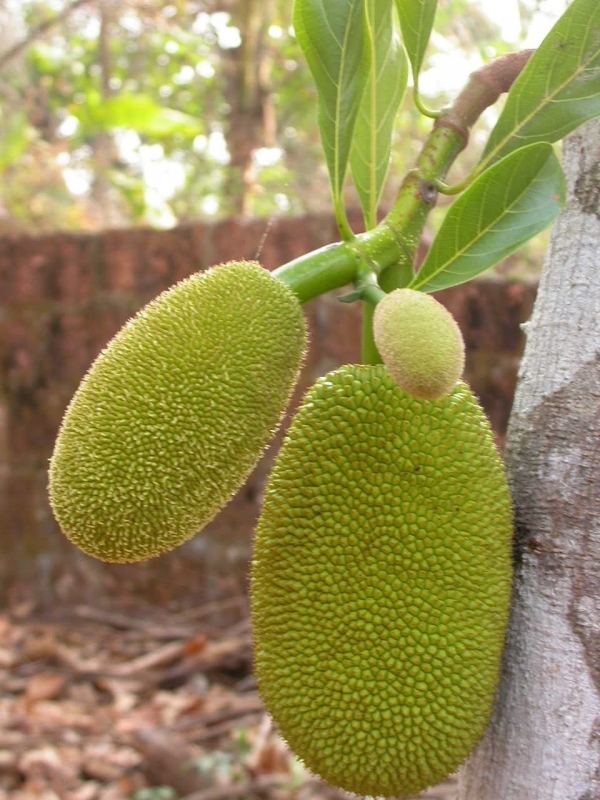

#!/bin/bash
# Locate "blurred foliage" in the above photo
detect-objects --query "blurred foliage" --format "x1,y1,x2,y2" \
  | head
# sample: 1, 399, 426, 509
0, 0, 566, 257
129, 788, 178, 800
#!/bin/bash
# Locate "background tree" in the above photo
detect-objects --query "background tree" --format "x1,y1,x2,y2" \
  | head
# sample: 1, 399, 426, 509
0, 0, 563, 236
459, 115, 600, 799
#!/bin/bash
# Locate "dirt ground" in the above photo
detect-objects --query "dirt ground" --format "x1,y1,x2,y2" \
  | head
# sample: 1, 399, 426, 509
0, 595, 458, 800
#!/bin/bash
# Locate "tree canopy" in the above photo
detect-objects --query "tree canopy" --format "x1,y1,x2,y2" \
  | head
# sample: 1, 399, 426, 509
0, 0, 567, 233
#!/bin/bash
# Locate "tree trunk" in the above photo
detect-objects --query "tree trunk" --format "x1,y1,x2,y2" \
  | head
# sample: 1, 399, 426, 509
459, 118, 600, 798
222, 0, 275, 215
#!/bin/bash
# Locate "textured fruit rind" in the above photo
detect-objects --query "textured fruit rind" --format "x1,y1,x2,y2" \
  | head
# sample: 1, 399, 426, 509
373, 288, 465, 400
49, 261, 307, 563
251, 364, 512, 797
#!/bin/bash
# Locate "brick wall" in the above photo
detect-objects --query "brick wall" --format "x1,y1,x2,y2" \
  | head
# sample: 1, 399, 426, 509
0, 214, 537, 606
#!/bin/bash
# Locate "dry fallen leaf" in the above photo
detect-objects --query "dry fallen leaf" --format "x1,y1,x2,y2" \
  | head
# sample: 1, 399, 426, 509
0, 600, 457, 800
63, 782, 101, 800
25, 673, 66, 704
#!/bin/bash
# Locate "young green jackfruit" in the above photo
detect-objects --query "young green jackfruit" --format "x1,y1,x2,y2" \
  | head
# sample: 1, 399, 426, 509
49, 260, 306, 563
373, 288, 465, 400
251, 364, 512, 798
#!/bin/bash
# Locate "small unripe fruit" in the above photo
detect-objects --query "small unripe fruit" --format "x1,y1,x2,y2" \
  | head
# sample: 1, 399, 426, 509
49, 261, 307, 563
373, 288, 465, 400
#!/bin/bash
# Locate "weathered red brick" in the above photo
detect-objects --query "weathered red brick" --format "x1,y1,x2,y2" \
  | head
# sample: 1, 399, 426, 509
0, 235, 51, 306
254, 216, 327, 271
0, 233, 97, 306
42, 305, 132, 384
1, 472, 37, 539
305, 291, 362, 376
7, 385, 66, 468
100, 228, 149, 293
2, 303, 141, 469
1, 315, 44, 396
435, 280, 536, 353
51, 233, 97, 303
0, 401, 7, 466
211, 217, 268, 265
99, 225, 207, 297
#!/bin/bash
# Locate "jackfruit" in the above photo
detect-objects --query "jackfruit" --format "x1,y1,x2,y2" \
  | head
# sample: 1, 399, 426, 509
373, 288, 465, 400
49, 260, 307, 563
251, 364, 512, 797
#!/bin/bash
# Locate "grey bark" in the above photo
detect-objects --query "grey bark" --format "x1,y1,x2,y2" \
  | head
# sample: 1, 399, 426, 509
459, 118, 600, 798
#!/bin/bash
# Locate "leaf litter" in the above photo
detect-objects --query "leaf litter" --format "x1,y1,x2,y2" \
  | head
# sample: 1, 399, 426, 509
0, 596, 457, 800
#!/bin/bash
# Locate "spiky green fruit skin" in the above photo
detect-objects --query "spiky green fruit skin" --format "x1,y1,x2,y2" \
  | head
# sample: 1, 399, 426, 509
373, 288, 465, 400
49, 261, 306, 563
251, 364, 512, 798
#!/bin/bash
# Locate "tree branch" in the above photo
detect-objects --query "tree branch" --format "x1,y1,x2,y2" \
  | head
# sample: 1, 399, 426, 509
449, 49, 534, 131
0, 0, 94, 71
275, 48, 536, 302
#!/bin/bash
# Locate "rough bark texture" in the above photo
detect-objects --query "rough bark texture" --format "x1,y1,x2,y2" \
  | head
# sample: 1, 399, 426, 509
459, 120, 600, 798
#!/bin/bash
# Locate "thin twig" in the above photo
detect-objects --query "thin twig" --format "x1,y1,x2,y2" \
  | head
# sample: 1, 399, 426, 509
174, 695, 264, 732
69, 605, 197, 639
155, 634, 253, 686
187, 712, 264, 742
178, 596, 249, 623
178, 774, 287, 800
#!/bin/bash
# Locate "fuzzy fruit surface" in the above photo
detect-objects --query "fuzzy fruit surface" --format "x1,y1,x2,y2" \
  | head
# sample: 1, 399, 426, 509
49, 260, 306, 563
251, 364, 512, 797
373, 288, 465, 400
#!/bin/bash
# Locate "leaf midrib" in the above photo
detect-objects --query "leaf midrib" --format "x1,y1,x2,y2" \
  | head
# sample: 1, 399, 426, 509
411, 151, 550, 289
334, 3, 359, 193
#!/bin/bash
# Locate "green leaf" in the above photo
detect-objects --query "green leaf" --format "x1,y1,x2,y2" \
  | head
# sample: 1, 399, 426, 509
350, 0, 408, 230
481, 0, 600, 168
0, 111, 30, 170
109, 169, 148, 219
409, 143, 565, 293
71, 92, 203, 137
394, 0, 437, 83
293, 0, 370, 223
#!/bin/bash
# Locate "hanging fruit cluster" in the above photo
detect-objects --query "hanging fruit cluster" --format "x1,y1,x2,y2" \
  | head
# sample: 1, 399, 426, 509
49, 259, 512, 797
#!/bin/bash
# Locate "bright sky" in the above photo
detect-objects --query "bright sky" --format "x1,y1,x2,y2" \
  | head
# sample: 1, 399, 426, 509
480, 0, 570, 45
421, 0, 570, 95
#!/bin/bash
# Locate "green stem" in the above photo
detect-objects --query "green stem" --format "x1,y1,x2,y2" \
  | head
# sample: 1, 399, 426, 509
413, 85, 440, 119
273, 225, 410, 303
361, 302, 380, 365
377, 115, 468, 290
272, 242, 361, 303
273, 52, 532, 306
362, 282, 386, 305
357, 271, 386, 364
272, 115, 467, 303
433, 175, 474, 196
334, 196, 354, 241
